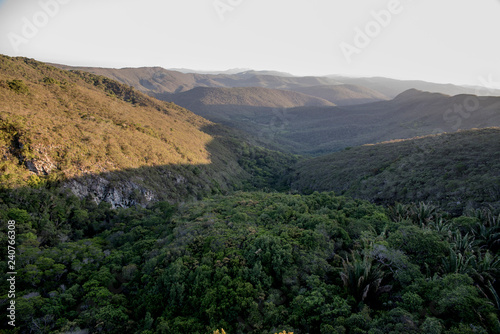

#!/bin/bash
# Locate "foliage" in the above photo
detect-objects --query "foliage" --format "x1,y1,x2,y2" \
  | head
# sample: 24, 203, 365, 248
7, 79, 30, 94
1, 54, 499, 334
0, 190, 498, 333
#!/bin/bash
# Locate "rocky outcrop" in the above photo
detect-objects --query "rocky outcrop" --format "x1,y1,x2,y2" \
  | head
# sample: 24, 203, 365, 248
23, 144, 58, 175
64, 176, 156, 208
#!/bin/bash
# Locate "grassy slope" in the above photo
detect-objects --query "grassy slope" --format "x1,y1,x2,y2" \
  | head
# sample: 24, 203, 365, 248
290, 128, 500, 214
0, 55, 297, 204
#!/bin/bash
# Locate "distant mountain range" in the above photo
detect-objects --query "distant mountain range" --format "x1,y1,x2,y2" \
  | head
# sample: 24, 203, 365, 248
276, 89, 500, 154
50, 63, 500, 154
53, 64, 500, 101
328, 75, 500, 98
168, 68, 294, 77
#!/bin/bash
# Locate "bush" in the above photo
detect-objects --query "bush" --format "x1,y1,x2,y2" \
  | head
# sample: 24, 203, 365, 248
43, 76, 59, 85
7, 79, 29, 94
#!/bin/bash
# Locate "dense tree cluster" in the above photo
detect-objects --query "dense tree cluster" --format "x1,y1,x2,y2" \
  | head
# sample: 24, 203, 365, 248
1, 189, 498, 333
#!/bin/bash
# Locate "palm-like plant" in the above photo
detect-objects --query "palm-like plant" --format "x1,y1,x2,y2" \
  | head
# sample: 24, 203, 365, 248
441, 249, 475, 275
470, 251, 500, 285
388, 202, 408, 222
474, 259, 500, 313
411, 202, 438, 227
339, 251, 388, 302
428, 217, 451, 235
449, 231, 476, 255
467, 207, 498, 226
487, 281, 500, 312
471, 220, 500, 252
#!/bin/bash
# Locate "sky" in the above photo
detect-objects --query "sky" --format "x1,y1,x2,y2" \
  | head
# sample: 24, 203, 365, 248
0, 0, 499, 87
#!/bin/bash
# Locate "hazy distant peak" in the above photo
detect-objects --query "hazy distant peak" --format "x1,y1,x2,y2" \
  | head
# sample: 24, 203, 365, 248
167, 68, 252, 75
236, 70, 295, 77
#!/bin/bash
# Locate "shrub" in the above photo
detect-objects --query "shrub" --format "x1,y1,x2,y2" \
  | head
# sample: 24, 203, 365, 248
7, 79, 30, 94
43, 76, 59, 85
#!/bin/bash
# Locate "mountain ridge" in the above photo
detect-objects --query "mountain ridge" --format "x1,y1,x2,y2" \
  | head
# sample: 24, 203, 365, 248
53, 63, 500, 100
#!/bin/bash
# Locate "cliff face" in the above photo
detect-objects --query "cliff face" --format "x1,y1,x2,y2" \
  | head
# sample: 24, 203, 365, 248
63, 177, 156, 208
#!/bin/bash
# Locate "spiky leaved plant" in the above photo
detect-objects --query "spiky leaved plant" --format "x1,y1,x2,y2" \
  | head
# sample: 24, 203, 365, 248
339, 251, 388, 302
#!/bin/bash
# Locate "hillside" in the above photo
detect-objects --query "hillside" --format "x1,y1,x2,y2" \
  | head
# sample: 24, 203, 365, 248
0, 55, 297, 206
292, 84, 388, 105
277, 89, 500, 154
290, 128, 500, 214
170, 86, 335, 109
165, 86, 335, 151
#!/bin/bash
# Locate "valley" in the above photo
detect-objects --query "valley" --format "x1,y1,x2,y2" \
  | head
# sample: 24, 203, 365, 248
0, 55, 499, 334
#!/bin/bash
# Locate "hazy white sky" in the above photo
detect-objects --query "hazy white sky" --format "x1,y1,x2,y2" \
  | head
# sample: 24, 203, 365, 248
0, 0, 499, 86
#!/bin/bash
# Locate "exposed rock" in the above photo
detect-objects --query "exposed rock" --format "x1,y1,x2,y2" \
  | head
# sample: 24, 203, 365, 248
25, 158, 57, 175
63, 176, 157, 208
25, 160, 38, 173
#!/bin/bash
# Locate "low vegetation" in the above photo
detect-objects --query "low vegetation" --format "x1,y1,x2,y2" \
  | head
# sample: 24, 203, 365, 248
291, 128, 500, 214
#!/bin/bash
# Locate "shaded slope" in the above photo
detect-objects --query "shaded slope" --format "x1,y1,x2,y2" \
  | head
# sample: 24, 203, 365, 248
163, 86, 335, 152
168, 86, 334, 135
290, 128, 500, 214
278, 89, 500, 154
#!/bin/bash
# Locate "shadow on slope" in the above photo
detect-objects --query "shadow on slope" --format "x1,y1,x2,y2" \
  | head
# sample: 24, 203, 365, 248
2, 125, 300, 209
